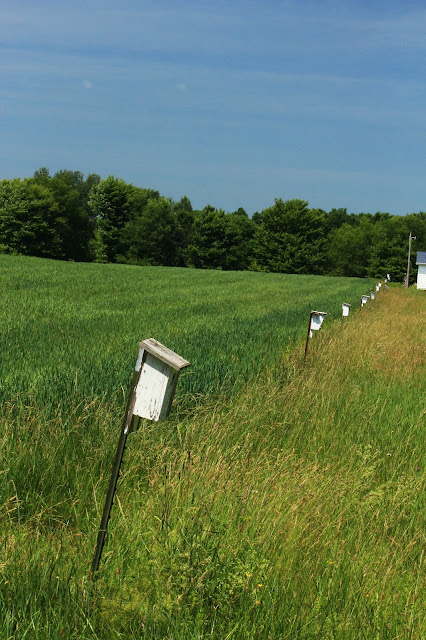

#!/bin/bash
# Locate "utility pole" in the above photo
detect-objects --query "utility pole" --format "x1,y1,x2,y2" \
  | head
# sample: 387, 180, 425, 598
405, 232, 416, 287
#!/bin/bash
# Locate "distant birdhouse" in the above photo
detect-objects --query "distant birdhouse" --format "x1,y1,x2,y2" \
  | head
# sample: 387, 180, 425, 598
375, 284, 380, 292
342, 302, 351, 317
309, 311, 328, 338
132, 339, 190, 424
361, 294, 369, 307
370, 291, 375, 300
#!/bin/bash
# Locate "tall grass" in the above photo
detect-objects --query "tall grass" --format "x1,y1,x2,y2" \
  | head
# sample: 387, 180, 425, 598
1, 256, 424, 639
0, 255, 375, 417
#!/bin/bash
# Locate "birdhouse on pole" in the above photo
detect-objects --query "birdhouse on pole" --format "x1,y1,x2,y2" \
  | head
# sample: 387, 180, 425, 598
375, 283, 380, 292
309, 310, 328, 337
130, 339, 190, 429
91, 339, 189, 577
370, 291, 375, 300
361, 294, 369, 307
342, 302, 351, 318
304, 310, 329, 362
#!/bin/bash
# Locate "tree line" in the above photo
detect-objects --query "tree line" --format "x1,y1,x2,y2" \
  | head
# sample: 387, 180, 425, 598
0, 168, 425, 282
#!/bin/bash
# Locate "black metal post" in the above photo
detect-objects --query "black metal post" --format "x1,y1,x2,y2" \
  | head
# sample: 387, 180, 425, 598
303, 312, 313, 363
91, 359, 145, 577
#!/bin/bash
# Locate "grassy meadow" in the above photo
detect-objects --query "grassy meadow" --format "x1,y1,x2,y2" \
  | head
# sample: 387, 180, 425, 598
0, 255, 376, 415
0, 255, 424, 639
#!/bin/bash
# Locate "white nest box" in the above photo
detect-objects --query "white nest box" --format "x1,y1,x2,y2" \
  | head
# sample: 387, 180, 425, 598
361, 294, 369, 307
342, 302, 351, 317
133, 339, 190, 423
370, 291, 375, 300
309, 311, 328, 338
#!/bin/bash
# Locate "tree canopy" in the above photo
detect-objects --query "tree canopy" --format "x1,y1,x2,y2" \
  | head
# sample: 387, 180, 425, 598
0, 168, 424, 283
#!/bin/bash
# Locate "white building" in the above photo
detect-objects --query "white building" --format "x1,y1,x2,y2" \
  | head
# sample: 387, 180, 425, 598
416, 251, 426, 290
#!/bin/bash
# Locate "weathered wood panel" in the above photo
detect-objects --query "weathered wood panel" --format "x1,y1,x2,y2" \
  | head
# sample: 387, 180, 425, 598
139, 338, 190, 371
133, 352, 179, 421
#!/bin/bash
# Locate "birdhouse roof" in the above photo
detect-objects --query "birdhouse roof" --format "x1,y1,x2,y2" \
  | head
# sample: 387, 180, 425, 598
416, 251, 426, 265
342, 302, 351, 307
139, 338, 190, 371
311, 310, 328, 316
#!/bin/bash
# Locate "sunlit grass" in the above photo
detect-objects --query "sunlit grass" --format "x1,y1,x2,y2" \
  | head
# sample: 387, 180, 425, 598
0, 255, 375, 415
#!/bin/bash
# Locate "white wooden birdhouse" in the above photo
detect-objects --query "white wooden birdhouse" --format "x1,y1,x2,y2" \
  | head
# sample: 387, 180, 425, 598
132, 339, 190, 424
375, 284, 380, 292
91, 340, 190, 575
309, 311, 328, 338
361, 294, 369, 307
370, 291, 375, 300
342, 302, 351, 317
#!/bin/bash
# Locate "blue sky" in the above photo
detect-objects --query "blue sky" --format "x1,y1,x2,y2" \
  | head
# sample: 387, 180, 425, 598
1, 0, 425, 215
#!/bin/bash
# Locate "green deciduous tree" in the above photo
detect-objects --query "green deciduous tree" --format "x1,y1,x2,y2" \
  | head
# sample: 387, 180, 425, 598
327, 217, 373, 277
32, 167, 101, 261
367, 213, 426, 282
0, 178, 63, 257
252, 199, 327, 274
174, 197, 195, 267
222, 209, 256, 271
185, 206, 228, 269
123, 196, 177, 265
49, 170, 100, 261
88, 176, 132, 262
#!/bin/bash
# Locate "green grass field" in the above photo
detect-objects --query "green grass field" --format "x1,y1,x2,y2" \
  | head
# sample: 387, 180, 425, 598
0, 255, 375, 415
1, 255, 424, 639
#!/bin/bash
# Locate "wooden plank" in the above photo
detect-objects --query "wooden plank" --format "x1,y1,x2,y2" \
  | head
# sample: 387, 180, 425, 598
133, 352, 179, 421
139, 338, 190, 371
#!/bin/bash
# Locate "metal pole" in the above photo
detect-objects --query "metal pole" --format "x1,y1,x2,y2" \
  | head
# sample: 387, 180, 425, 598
91, 359, 145, 577
405, 232, 416, 287
303, 312, 313, 363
